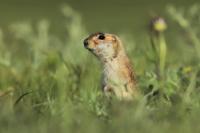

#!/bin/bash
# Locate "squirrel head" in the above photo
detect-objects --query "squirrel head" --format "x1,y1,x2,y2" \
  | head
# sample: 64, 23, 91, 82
83, 32, 124, 61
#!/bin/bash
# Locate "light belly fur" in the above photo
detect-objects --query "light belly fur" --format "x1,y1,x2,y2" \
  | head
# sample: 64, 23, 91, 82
102, 59, 129, 98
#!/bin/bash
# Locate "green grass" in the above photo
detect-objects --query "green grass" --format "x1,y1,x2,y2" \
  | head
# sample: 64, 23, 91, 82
1, 4, 200, 133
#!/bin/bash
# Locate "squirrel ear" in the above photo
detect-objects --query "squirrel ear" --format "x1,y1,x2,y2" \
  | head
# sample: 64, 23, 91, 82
112, 35, 121, 57
112, 35, 122, 47
112, 35, 118, 42
112, 35, 122, 45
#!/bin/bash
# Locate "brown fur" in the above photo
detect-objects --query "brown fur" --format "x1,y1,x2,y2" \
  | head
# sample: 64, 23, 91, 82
84, 32, 139, 100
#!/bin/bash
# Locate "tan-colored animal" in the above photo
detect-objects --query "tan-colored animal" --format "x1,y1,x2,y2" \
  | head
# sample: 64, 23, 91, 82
83, 32, 139, 100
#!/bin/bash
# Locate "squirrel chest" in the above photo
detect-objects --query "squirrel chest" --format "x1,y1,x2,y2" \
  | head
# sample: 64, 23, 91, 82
102, 58, 128, 90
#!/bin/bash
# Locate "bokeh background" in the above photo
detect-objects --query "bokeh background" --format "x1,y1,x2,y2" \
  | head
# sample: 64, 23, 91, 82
1, 0, 200, 133
0, 0, 198, 33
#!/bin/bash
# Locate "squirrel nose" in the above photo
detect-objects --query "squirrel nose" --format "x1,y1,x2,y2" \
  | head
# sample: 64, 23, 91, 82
83, 39, 88, 47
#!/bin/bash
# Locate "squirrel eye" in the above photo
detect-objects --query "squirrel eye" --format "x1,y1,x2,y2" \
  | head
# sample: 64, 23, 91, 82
98, 34, 105, 40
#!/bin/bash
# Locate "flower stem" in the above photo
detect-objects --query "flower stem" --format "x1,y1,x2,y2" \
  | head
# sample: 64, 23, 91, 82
159, 33, 167, 79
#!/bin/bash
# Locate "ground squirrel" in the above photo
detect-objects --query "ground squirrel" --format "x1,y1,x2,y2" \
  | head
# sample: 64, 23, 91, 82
83, 32, 138, 100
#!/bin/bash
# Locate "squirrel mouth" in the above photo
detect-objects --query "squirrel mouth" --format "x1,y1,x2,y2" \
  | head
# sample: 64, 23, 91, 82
83, 39, 95, 52
86, 47, 94, 52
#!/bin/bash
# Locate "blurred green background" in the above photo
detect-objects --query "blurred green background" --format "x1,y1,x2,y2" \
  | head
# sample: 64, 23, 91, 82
0, 0, 197, 33
1, 0, 200, 133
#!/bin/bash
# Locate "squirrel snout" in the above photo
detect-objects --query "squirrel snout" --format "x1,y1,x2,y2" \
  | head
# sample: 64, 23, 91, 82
83, 38, 89, 48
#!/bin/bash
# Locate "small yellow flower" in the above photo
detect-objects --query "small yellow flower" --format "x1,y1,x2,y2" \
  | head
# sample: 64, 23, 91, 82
183, 66, 192, 73
150, 17, 167, 32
